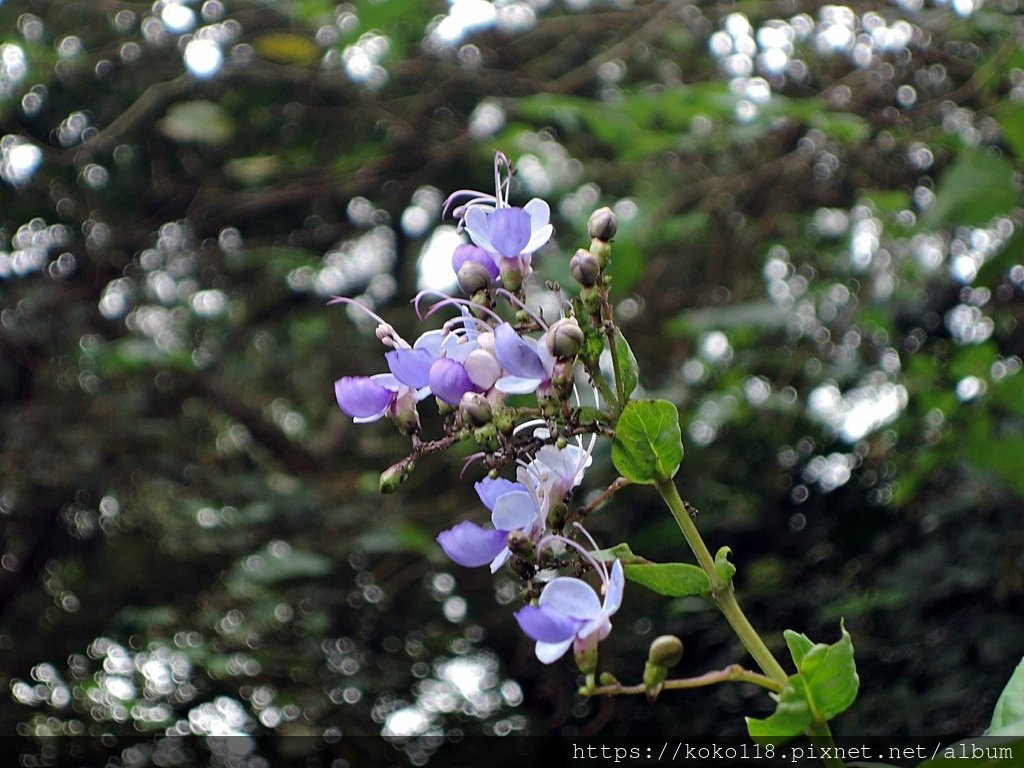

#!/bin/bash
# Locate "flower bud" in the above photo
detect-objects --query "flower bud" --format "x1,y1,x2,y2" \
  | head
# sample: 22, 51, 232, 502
587, 206, 618, 242
473, 423, 498, 451
457, 260, 493, 295
545, 317, 585, 359
459, 391, 493, 427
648, 635, 684, 668
570, 249, 600, 287
598, 672, 618, 687
491, 404, 516, 434
551, 359, 575, 398
379, 458, 414, 494
537, 381, 560, 417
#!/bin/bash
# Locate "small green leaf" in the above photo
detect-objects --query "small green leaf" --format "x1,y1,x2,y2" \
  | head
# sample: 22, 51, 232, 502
611, 399, 684, 485
624, 562, 710, 598
784, 629, 815, 668
988, 657, 1024, 736
746, 676, 812, 743
614, 328, 639, 400
592, 542, 651, 566
798, 621, 860, 721
714, 546, 736, 585
924, 152, 1020, 227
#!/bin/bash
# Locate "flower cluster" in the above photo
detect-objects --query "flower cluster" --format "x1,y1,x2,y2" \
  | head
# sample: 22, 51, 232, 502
333, 152, 624, 669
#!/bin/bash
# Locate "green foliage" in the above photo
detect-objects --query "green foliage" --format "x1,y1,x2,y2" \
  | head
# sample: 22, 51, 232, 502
988, 658, 1024, 736
623, 562, 710, 598
923, 152, 1020, 227
614, 328, 640, 401
747, 624, 859, 742
611, 400, 684, 485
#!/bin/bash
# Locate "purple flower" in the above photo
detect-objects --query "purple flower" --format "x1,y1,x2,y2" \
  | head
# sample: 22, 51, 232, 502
464, 199, 552, 267
492, 322, 556, 394
334, 374, 398, 423
436, 476, 536, 572
515, 560, 624, 664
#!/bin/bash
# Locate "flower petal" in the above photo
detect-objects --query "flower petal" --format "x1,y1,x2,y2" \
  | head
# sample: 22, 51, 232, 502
485, 207, 531, 259
495, 375, 541, 394
464, 207, 495, 254
604, 560, 625, 615
522, 198, 554, 254
494, 323, 547, 380
464, 348, 501, 390
491, 490, 537, 532
475, 477, 526, 510
385, 348, 435, 389
436, 521, 508, 567
335, 376, 394, 421
535, 638, 574, 665
428, 358, 477, 405
539, 576, 602, 620
514, 604, 580, 644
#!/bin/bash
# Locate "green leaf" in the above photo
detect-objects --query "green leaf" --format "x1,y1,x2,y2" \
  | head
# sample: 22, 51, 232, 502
592, 542, 651, 566
715, 546, 736, 585
614, 328, 639, 400
988, 657, 1024, 736
746, 676, 812, 742
797, 621, 860, 721
923, 152, 1020, 227
998, 103, 1024, 161
623, 562, 710, 597
611, 399, 684, 484
784, 629, 815, 668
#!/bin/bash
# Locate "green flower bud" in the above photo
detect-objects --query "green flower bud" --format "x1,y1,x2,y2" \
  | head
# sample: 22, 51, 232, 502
588, 206, 618, 242
570, 249, 600, 287
459, 391, 492, 427
545, 317, 585, 359
537, 381, 560, 417
379, 458, 414, 494
598, 672, 618, 687
647, 635, 684, 668
492, 404, 516, 434
643, 659, 668, 690
473, 422, 498, 451
457, 261, 493, 295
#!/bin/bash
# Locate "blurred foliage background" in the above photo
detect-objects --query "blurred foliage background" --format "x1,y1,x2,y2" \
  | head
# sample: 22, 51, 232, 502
1, 0, 1023, 765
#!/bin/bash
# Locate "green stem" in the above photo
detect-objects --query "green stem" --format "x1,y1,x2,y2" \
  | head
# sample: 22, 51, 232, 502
587, 664, 784, 698
656, 479, 788, 685
808, 722, 845, 768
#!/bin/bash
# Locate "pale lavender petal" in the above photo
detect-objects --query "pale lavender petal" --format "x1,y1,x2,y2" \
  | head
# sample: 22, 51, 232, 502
489, 547, 511, 574
475, 477, 526, 510
414, 329, 445, 356
604, 560, 625, 615
464, 349, 501, 390
428, 358, 478, 405
464, 207, 495, 253
436, 521, 508, 567
514, 604, 580, 643
386, 348, 435, 389
335, 376, 394, 421
486, 207, 531, 259
491, 490, 537, 531
539, 577, 602, 619
495, 375, 541, 395
494, 323, 547, 380
522, 198, 554, 254
535, 638, 574, 664
452, 243, 499, 279
577, 616, 612, 644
